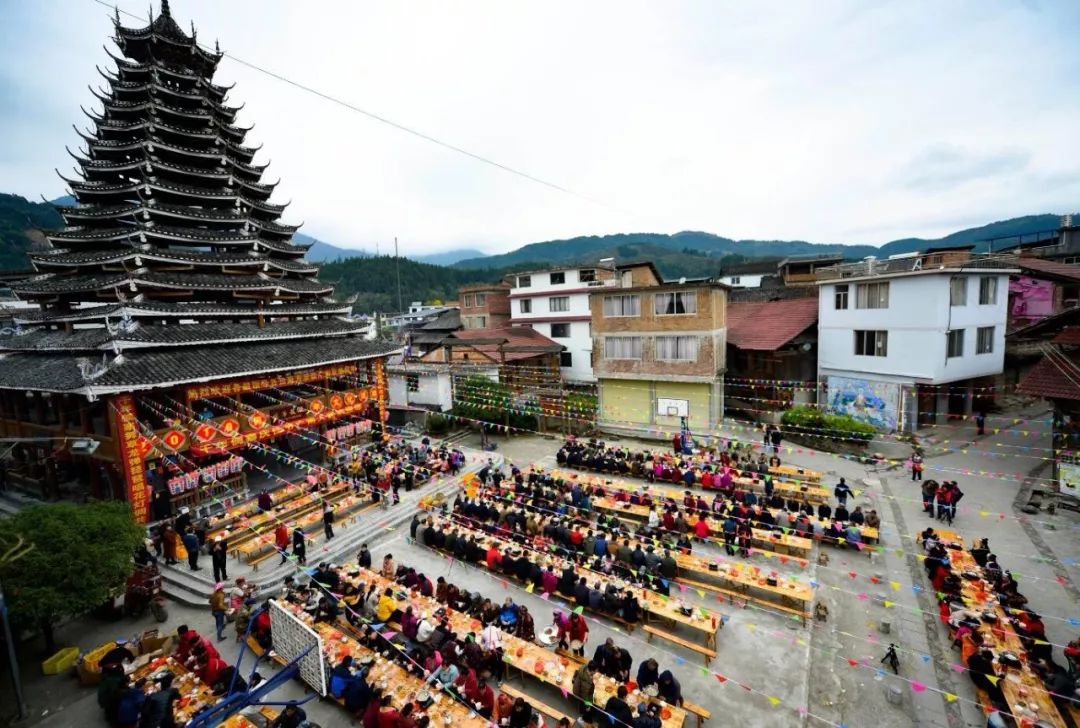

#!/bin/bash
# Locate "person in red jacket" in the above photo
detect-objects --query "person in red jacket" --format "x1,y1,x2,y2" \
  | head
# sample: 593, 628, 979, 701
566, 613, 589, 657
486, 545, 501, 571
376, 694, 399, 728
469, 678, 495, 719
197, 654, 228, 686
362, 689, 384, 728
275, 523, 290, 565
694, 517, 710, 542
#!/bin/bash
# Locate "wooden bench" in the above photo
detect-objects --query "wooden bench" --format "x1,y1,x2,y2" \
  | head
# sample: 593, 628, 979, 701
499, 683, 572, 724
642, 624, 717, 665
245, 635, 267, 658
681, 700, 711, 728
554, 647, 586, 667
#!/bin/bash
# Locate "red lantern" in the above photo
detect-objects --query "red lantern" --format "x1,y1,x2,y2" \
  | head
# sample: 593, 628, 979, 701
248, 411, 268, 430
219, 418, 240, 437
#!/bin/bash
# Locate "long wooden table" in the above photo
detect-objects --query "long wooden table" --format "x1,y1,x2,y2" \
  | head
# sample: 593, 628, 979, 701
344, 567, 688, 728
590, 496, 814, 557
939, 534, 1067, 728
770, 464, 823, 483
427, 515, 722, 650
561, 464, 829, 505
206, 483, 307, 541
273, 599, 490, 728
234, 491, 374, 564
223, 482, 353, 552
130, 655, 218, 726
590, 492, 878, 544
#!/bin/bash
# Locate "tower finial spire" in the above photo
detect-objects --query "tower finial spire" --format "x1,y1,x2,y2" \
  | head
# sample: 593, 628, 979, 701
160, 0, 171, 16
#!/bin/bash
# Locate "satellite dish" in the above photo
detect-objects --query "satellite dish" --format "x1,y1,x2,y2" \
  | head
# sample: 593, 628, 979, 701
801, 342, 812, 352
679, 277, 686, 284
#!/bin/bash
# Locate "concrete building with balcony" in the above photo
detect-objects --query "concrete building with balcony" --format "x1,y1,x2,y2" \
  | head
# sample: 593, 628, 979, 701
459, 281, 511, 330
590, 265, 728, 438
507, 262, 621, 382
816, 251, 1017, 430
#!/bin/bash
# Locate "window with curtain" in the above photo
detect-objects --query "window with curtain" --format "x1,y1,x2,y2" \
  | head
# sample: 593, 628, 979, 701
654, 291, 698, 315
655, 335, 700, 361
602, 294, 640, 317
855, 282, 889, 309
549, 296, 569, 312
976, 326, 994, 354
604, 336, 642, 359
950, 277, 967, 306
978, 277, 997, 305
947, 329, 964, 357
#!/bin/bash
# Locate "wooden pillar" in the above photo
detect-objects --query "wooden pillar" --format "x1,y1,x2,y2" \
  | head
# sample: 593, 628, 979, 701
80, 396, 91, 434
33, 391, 46, 426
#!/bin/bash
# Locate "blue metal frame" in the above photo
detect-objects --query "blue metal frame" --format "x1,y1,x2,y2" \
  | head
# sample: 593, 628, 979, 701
186, 609, 319, 728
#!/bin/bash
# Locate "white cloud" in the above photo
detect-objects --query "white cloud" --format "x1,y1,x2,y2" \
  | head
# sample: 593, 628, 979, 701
1, 0, 1078, 255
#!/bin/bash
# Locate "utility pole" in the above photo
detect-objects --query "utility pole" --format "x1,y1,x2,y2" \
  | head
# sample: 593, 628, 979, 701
394, 237, 404, 315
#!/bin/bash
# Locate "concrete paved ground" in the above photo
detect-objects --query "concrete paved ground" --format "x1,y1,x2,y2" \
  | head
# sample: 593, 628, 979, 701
3, 407, 1077, 728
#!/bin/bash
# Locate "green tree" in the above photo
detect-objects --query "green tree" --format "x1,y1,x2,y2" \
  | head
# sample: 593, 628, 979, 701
0, 502, 145, 651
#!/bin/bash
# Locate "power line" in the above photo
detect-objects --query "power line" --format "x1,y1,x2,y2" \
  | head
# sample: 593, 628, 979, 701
89, 0, 621, 215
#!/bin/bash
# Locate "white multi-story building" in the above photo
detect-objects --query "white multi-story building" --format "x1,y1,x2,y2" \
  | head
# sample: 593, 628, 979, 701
508, 262, 619, 382
815, 249, 1017, 431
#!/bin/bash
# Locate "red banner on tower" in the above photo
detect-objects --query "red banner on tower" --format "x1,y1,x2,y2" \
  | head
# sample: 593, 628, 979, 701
112, 393, 150, 524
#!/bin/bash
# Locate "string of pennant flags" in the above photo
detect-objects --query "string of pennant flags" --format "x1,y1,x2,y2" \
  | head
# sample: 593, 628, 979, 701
144, 385, 1080, 571
473, 482, 1080, 620
449, 379, 1060, 458
118, 392, 850, 728
448, 376, 1046, 431
428, 403, 1075, 498
439, 360, 1017, 394
125, 391, 1073, 725
408, 527, 1050, 727
142, 386, 1080, 628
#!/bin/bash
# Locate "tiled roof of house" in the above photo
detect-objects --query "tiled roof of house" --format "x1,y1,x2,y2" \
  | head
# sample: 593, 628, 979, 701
1051, 327, 1080, 345
448, 325, 562, 361
727, 297, 818, 351
1016, 349, 1080, 401
1013, 257, 1080, 282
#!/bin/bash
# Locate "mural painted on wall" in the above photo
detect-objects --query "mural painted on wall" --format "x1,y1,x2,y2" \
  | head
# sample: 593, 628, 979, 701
1009, 276, 1054, 325
826, 375, 900, 430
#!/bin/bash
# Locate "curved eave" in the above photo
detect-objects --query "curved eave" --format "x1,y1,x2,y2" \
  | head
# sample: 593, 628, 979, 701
112, 326, 364, 351
137, 277, 333, 295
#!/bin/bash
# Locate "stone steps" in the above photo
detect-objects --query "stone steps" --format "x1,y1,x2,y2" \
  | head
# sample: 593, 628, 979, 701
159, 448, 499, 607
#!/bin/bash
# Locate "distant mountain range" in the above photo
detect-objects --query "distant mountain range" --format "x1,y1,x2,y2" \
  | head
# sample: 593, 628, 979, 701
0, 191, 1074, 312
296, 234, 484, 266
448, 215, 1071, 272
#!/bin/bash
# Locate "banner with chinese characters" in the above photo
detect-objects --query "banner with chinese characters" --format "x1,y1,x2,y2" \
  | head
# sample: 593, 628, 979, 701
112, 393, 150, 523
183, 362, 366, 402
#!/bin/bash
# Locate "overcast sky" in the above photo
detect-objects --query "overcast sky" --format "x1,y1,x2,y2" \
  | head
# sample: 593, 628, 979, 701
2, 1, 1079, 256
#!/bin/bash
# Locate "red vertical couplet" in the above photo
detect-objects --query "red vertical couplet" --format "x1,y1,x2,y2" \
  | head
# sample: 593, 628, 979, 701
112, 393, 150, 523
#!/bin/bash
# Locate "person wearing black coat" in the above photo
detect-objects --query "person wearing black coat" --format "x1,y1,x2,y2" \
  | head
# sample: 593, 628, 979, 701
559, 566, 577, 596
574, 578, 590, 608
603, 686, 634, 728
292, 528, 306, 566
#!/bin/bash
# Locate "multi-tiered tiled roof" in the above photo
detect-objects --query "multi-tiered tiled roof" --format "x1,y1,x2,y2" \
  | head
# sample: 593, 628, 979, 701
0, 2, 394, 395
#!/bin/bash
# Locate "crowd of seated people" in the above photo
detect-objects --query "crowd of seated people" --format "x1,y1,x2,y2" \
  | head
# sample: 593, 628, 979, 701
419, 511, 648, 623
922, 530, 1080, 715
332, 438, 463, 504
557, 438, 783, 487
471, 464, 880, 554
